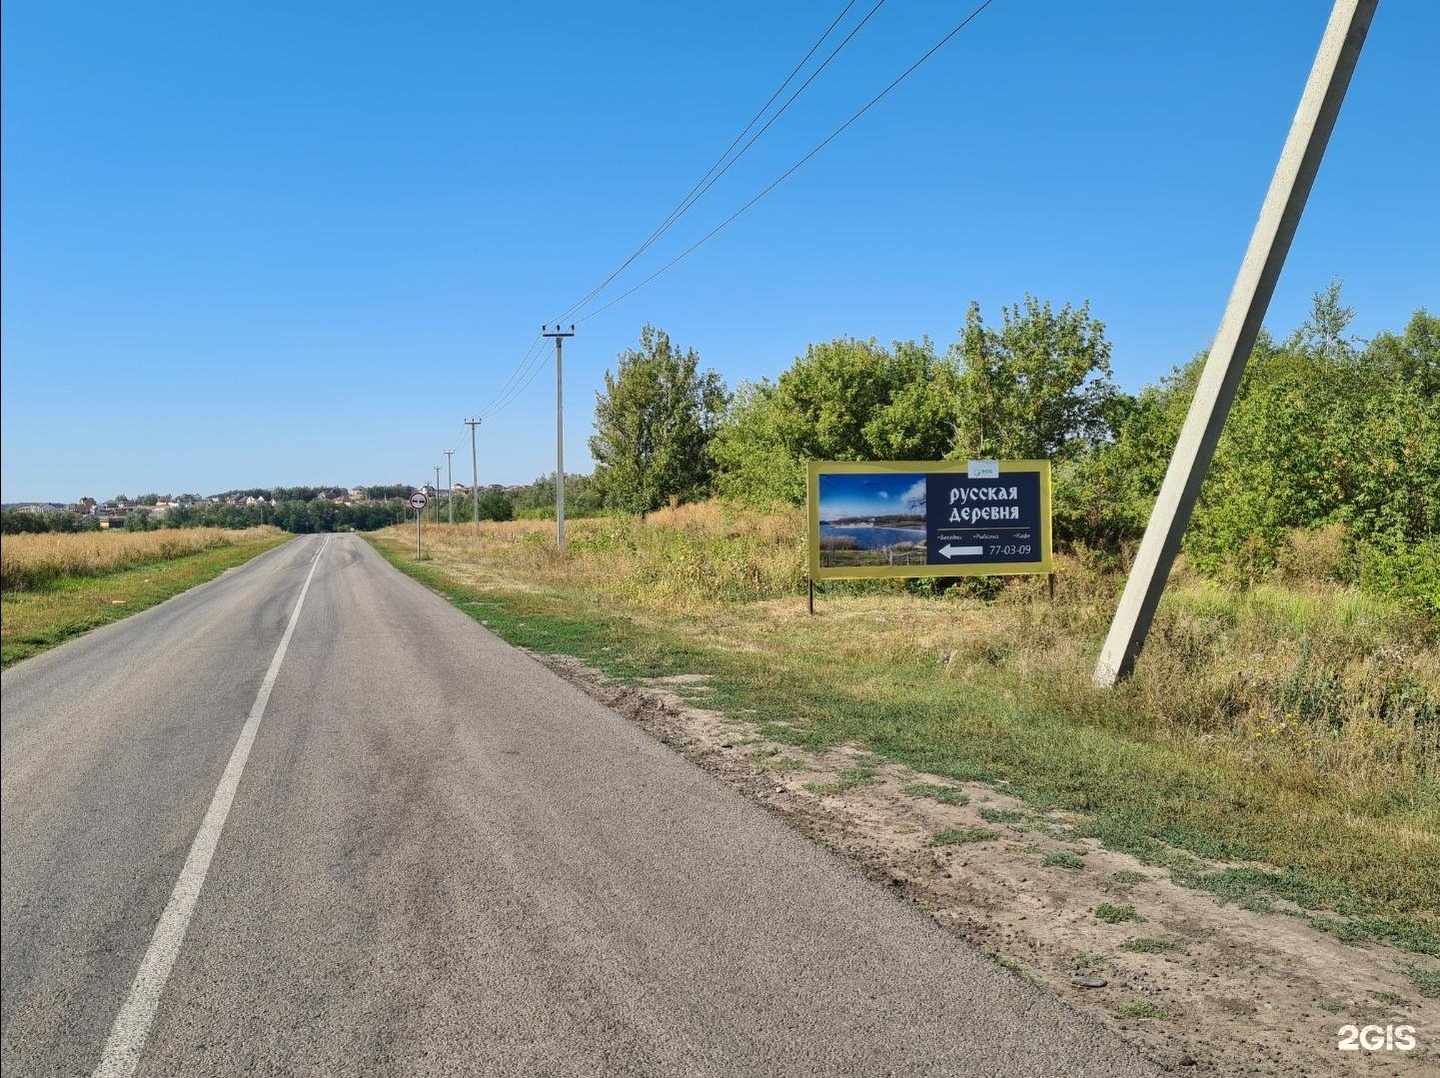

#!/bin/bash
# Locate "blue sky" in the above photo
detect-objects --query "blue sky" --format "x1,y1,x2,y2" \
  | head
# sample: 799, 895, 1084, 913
818, 473, 927, 521
3, 1, 1436, 502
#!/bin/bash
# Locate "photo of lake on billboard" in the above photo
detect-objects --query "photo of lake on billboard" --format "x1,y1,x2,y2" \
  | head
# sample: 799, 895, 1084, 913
816, 472, 927, 567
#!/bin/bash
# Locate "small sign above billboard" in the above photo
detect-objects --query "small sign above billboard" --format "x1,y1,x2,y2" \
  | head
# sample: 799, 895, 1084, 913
807, 460, 1053, 580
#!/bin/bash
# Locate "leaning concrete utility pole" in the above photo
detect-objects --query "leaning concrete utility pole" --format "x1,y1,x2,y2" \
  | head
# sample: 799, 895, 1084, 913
444, 449, 454, 525
1094, 0, 1377, 689
465, 418, 481, 534
542, 324, 575, 549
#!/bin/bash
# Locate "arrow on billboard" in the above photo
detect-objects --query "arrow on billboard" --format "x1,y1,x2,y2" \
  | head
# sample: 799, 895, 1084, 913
938, 544, 984, 558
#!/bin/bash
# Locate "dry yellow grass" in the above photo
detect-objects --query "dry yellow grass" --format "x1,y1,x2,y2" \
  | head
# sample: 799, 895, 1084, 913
1, 527, 277, 591
372, 509, 1440, 930
389, 507, 1439, 795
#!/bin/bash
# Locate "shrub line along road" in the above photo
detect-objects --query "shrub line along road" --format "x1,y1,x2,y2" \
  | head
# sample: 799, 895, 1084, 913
1, 534, 1157, 1077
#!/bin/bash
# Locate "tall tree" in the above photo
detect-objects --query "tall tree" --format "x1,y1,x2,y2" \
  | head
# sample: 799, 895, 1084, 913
710, 337, 954, 506
589, 325, 728, 513
948, 296, 1117, 462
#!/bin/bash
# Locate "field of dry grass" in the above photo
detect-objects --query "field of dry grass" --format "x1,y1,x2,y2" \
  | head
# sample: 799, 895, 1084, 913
2, 527, 289, 666
1, 527, 276, 592
375, 504, 1439, 943
396, 505, 1438, 795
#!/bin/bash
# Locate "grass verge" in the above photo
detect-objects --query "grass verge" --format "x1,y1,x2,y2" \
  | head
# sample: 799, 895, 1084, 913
2, 531, 291, 667
365, 523, 1440, 957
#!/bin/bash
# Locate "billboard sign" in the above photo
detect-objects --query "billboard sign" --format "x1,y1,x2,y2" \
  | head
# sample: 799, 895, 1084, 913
807, 460, 1053, 580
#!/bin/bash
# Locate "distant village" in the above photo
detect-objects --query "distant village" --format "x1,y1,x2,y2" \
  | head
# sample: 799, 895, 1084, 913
4, 488, 396, 529
1, 477, 575, 535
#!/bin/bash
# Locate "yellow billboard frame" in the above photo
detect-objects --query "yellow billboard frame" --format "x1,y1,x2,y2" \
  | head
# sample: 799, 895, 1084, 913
806, 459, 1054, 581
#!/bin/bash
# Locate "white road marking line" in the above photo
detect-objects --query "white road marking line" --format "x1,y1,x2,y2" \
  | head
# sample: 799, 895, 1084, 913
91, 534, 331, 1078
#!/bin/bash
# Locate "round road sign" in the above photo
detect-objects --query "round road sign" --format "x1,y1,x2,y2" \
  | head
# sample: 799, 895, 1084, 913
409, 492, 429, 511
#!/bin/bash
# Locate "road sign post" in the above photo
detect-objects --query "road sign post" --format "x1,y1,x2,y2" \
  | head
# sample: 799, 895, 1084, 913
410, 491, 429, 557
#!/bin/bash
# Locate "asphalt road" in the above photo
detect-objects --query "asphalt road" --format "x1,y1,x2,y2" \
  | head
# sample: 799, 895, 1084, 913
2, 534, 1158, 1077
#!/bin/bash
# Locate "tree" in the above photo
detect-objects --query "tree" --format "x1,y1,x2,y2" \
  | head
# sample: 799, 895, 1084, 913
711, 337, 956, 506
476, 491, 514, 522
589, 325, 728, 513
1364, 308, 1439, 398
948, 296, 1117, 462
767, 337, 900, 462
1179, 288, 1439, 589
711, 380, 806, 505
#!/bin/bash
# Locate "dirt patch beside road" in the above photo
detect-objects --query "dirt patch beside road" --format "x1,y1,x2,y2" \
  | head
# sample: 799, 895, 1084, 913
538, 654, 1438, 1077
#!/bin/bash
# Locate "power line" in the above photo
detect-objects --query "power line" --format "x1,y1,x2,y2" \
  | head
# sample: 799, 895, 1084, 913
477, 339, 555, 420
464, 3, 872, 429
579, 0, 997, 325
554, 0, 880, 324
477, 337, 551, 419
471, 333, 546, 418
463, 0, 994, 427
444, 422, 467, 454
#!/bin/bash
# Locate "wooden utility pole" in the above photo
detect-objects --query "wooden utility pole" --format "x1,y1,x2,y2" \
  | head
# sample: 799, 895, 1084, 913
542, 324, 575, 549
466, 418, 481, 534
1094, 0, 1377, 688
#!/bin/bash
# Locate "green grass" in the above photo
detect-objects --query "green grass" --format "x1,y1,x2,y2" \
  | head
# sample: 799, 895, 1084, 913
2, 534, 292, 666
979, 808, 1028, 825
988, 952, 1045, 987
804, 765, 878, 796
931, 827, 1000, 846
1043, 851, 1086, 870
364, 531, 1440, 957
1111, 870, 1148, 884
1175, 865, 1440, 957
1399, 962, 1440, 999
903, 783, 969, 806
1095, 903, 1144, 924
1121, 937, 1186, 954
765, 756, 809, 772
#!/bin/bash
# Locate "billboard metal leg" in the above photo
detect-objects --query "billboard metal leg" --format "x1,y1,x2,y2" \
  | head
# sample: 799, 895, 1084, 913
1048, 572, 1056, 604
808, 578, 815, 616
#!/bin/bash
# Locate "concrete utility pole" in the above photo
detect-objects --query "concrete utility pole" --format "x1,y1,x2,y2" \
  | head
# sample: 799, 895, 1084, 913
1093, 0, 1377, 689
542, 324, 575, 549
444, 450, 454, 525
433, 465, 442, 525
465, 418, 482, 534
